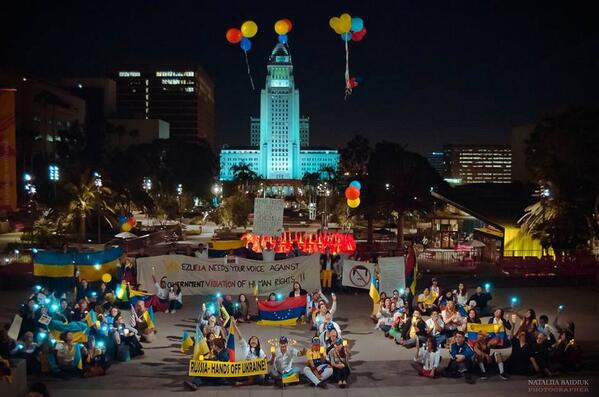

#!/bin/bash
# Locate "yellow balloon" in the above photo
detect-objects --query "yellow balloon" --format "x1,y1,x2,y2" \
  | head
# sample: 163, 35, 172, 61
274, 20, 288, 35
102, 273, 112, 283
329, 16, 340, 30
347, 198, 360, 208
339, 13, 352, 33
121, 222, 132, 232
241, 20, 258, 38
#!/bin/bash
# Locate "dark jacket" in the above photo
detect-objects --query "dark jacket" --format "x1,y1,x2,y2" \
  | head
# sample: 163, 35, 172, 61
288, 289, 308, 298
487, 317, 512, 331
400, 317, 428, 340
319, 254, 338, 271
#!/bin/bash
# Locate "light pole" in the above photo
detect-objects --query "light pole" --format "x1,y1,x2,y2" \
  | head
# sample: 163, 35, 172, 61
142, 177, 152, 194
176, 183, 183, 223
211, 183, 222, 207
48, 164, 59, 202
93, 172, 103, 244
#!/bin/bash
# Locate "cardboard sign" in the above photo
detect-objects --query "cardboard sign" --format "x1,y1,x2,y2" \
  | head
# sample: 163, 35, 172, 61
378, 256, 406, 295
342, 260, 375, 290
253, 198, 284, 236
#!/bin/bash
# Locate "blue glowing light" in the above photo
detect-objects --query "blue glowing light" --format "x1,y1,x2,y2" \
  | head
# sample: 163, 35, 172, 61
558, 304, 565, 311
50, 304, 59, 312
510, 297, 519, 305
276, 293, 283, 301
484, 283, 491, 290
34, 285, 42, 291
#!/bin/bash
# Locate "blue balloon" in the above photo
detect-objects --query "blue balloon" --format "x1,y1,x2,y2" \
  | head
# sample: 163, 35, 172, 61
240, 37, 252, 51
278, 34, 288, 44
340, 32, 351, 41
117, 215, 127, 225
350, 180, 361, 190
351, 17, 364, 32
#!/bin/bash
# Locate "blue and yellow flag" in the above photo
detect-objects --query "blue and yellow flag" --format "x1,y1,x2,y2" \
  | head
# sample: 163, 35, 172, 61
73, 343, 84, 370
369, 274, 380, 304
84, 310, 97, 328
142, 306, 155, 330
181, 331, 194, 353
48, 319, 89, 343
33, 247, 123, 282
192, 322, 210, 359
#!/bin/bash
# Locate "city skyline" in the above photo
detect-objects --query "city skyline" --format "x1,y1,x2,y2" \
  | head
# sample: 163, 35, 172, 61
2, 1, 598, 154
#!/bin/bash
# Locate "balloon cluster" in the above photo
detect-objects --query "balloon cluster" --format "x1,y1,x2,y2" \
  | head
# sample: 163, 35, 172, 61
225, 20, 258, 51
274, 18, 293, 44
118, 214, 136, 232
329, 13, 367, 42
345, 180, 362, 208
328, 13, 367, 98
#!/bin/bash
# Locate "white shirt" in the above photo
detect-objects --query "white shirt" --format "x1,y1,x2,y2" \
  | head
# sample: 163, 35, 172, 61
169, 291, 182, 304
318, 320, 342, 336
418, 346, 441, 370
426, 318, 445, 336
239, 338, 266, 360
155, 282, 169, 300
273, 346, 299, 374
454, 291, 469, 306
262, 249, 275, 262
195, 249, 208, 259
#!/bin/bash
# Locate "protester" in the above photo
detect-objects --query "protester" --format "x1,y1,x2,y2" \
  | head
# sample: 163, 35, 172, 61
269, 336, 305, 387
232, 320, 266, 386
488, 308, 512, 348
183, 338, 230, 389
289, 282, 308, 298
515, 309, 538, 343
55, 332, 80, 373
396, 309, 427, 348
537, 314, 557, 343
194, 243, 208, 259
129, 301, 156, 343
320, 325, 340, 353
417, 288, 436, 315
470, 286, 492, 317
466, 308, 481, 325
234, 294, 251, 322
151, 274, 170, 313
444, 331, 475, 383
328, 338, 351, 388
199, 303, 226, 339
318, 312, 341, 337
319, 247, 338, 292
288, 241, 305, 258
112, 314, 143, 359
425, 310, 446, 347
441, 301, 464, 341
454, 283, 469, 307
313, 293, 337, 331
429, 278, 441, 300
473, 334, 508, 380
168, 284, 183, 314
0, 327, 16, 358
505, 329, 534, 375
412, 335, 441, 378
303, 336, 333, 388
262, 242, 275, 262
531, 332, 554, 376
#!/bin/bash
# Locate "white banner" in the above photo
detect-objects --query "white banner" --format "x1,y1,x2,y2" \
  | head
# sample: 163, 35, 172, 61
342, 260, 375, 290
137, 254, 321, 296
253, 198, 284, 236
378, 256, 406, 294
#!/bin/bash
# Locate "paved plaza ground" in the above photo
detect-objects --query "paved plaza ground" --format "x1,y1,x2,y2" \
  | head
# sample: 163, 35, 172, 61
1, 285, 598, 396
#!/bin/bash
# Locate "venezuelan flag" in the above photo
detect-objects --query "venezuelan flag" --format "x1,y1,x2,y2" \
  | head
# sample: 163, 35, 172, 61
406, 248, 418, 295
466, 323, 506, 347
48, 319, 89, 343
129, 288, 154, 306
226, 325, 235, 361
257, 295, 307, 326
33, 247, 123, 282
369, 274, 380, 304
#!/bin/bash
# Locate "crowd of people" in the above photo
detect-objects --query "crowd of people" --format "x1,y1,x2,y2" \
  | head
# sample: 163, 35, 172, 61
372, 278, 582, 383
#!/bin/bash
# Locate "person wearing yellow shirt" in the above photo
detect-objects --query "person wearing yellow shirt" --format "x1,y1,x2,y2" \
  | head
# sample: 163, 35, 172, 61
302, 337, 333, 388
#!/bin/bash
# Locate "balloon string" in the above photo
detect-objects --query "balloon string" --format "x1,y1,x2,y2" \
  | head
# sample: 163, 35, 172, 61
243, 50, 255, 90
344, 38, 352, 100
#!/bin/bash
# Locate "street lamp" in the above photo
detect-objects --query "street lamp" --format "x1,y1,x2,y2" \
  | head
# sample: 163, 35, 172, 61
211, 183, 222, 207
176, 184, 183, 222
93, 172, 102, 243
142, 177, 152, 193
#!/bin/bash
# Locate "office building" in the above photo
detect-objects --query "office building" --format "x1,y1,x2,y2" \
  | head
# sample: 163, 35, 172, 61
220, 43, 338, 181
427, 151, 445, 176
443, 144, 512, 184
113, 67, 215, 145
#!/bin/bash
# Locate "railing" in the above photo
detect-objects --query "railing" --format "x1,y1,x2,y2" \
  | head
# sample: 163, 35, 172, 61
497, 255, 598, 278
416, 249, 481, 273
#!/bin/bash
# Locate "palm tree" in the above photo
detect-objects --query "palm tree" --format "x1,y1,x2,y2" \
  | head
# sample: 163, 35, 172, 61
231, 163, 258, 193
64, 175, 115, 242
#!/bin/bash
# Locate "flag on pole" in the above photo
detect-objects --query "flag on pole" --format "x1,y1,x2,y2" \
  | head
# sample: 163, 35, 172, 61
226, 325, 235, 361
369, 274, 380, 304
181, 331, 194, 353
192, 322, 210, 359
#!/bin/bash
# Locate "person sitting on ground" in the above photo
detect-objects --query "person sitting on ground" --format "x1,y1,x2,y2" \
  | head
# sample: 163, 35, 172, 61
454, 282, 469, 308
318, 311, 341, 337
412, 335, 441, 378
471, 286, 492, 317
183, 337, 230, 389
328, 338, 351, 388
19, 299, 38, 338
194, 243, 208, 259
438, 290, 456, 311
268, 336, 306, 387
320, 325, 340, 353
531, 332, 554, 376
129, 301, 156, 343
262, 242, 276, 262
75, 279, 91, 302
0, 327, 16, 358
473, 334, 508, 380
429, 278, 441, 302
112, 313, 143, 359
441, 301, 464, 341
553, 308, 575, 337
537, 314, 557, 343
151, 275, 170, 313
232, 320, 266, 386
370, 291, 387, 323
487, 308, 512, 348
396, 309, 427, 348
11, 331, 40, 368
168, 284, 183, 314
104, 307, 120, 326
57, 299, 74, 323
515, 309, 538, 343
552, 329, 581, 372
466, 308, 481, 326
289, 281, 308, 298
505, 327, 534, 375
55, 332, 81, 373
417, 288, 436, 315
234, 294, 251, 322
444, 331, 475, 384
374, 298, 393, 331
199, 303, 226, 339
313, 294, 337, 331
303, 336, 333, 388
391, 289, 405, 307
426, 310, 446, 347
72, 299, 89, 322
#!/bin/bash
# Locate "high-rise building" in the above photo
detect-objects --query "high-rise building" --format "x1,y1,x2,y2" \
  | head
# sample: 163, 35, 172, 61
220, 44, 338, 181
112, 67, 215, 145
427, 151, 445, 176
443, 144, 512, 184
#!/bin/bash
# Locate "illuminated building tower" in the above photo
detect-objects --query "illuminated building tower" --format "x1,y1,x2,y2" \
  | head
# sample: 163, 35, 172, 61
220, 44, 338, 181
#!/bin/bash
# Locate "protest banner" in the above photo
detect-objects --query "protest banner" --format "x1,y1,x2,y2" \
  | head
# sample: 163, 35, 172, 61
253, 198, 284, 236
342, 260, 376, 290
378, 256, 406, 294
137, 254, 321, 296
188, 358, 268, 377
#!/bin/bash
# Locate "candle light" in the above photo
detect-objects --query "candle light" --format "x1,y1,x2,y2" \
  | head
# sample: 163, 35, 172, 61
270, 346, 276, 353
342, 340, 347, 347
199, 355, 204, 361
319, 346, 325, 354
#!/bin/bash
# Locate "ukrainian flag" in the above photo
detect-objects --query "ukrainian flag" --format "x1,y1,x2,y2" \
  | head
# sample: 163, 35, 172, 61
33, 247, 123, 282
181, 331, 194, 353
369, 274, 380, 304
192, 322, 210, 359
73, 343, 84, 370
48, 319, 89, 343
142, 306, 155, 329
84, 310, 97, 328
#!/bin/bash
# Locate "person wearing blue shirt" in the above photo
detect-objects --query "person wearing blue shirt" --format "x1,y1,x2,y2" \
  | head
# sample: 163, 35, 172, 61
445, 331, 475, 383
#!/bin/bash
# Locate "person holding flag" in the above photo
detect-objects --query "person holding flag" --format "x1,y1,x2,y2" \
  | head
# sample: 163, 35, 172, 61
183, 337, 231, 390
231, 319, 266, 386
369, 273, 381, 322
129, 301, 156, 343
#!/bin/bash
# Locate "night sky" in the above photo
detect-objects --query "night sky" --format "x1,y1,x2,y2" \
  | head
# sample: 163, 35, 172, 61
2, 0, 598, 154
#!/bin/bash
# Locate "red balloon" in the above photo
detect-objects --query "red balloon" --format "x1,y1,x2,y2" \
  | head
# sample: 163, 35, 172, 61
345, 186, 360, 200
282, 18, 293, 32
351, 32, 363, 42
226, 28, 242, 44
127, 218, 136, 226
